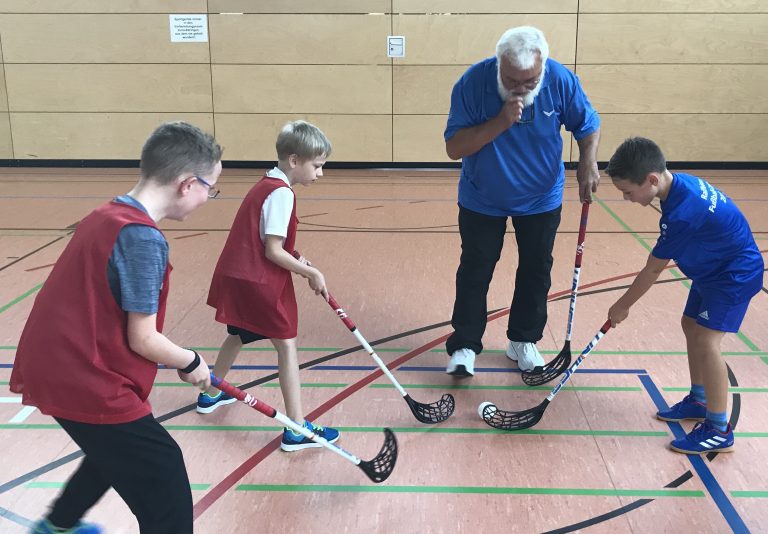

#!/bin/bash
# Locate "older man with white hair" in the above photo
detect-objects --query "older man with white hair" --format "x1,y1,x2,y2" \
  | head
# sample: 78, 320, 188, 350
444, 26, 600, 378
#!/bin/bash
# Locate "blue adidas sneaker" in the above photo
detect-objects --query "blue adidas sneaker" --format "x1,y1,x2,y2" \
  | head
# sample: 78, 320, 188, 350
281, 420, 340, 452
656, 394, 706, 422
196, 391, 237, 414
669, 421, 734, 455
31, 519, 103, 533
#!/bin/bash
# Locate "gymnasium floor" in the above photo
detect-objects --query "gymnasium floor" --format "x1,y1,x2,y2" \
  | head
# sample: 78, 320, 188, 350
1, 167, 767, 533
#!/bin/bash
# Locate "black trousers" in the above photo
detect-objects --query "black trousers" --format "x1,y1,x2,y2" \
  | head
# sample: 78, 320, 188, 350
446, 203, 561, 355
48, 414, 193, 534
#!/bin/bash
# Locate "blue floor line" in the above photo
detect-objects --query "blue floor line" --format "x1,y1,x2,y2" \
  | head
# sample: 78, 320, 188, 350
0, 506, 33, 528
639, 374, 750, 533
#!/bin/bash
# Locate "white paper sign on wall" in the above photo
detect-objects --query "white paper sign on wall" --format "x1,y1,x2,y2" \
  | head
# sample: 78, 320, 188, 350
170, 14, 208, 43
387, 36, 405, 58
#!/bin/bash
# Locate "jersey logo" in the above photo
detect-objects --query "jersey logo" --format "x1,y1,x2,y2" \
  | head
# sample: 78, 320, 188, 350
543, 109, 555, 117
698, 310, 709, 320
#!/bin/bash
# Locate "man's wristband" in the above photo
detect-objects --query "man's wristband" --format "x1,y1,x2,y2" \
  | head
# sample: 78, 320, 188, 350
180, 350, 201, 374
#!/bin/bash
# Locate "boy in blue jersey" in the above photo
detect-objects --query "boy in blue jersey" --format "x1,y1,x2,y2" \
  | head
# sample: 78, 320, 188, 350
443, 26, 601, 378
607, 137, 763, 454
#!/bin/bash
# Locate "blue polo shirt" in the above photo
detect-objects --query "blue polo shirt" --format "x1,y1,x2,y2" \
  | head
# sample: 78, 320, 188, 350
445, 57, 600, 216
653, 173, 763, 303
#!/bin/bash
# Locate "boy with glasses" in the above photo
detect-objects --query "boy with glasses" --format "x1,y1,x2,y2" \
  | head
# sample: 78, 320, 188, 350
12, 121, 222, 533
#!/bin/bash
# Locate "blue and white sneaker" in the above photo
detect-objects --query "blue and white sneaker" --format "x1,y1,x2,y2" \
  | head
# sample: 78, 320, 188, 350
196, 391, 237, 414
656, 394, 706, 422
31, 519, 103, 533
281, 420, 340, 452
669, 421, 734, 455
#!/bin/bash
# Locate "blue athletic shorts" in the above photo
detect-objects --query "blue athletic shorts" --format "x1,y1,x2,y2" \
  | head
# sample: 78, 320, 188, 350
682, 285, 753, 333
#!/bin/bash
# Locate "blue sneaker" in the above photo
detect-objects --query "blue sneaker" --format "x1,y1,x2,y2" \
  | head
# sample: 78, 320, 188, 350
669, 421, 734, 455
196, 391, 237, 414
31, 519, 103, 533
281, 420, 340, 452
656, 394, 706, 422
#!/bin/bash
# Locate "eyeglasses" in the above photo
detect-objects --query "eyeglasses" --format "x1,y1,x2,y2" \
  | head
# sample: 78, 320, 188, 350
193, 176, 221, 199
517, 101, 535, 125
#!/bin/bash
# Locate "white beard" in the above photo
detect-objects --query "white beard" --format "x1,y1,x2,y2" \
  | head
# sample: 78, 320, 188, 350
497, 66, 545, 107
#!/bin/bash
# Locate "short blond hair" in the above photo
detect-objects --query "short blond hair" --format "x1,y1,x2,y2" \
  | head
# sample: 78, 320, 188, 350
276, 120, 332, 161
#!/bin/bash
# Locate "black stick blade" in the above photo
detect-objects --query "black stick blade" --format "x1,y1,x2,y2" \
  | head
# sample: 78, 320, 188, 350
481, 400, 549, 431
521, 341, 572, 386
404, 393, 455, 424
357, 428, 398, 483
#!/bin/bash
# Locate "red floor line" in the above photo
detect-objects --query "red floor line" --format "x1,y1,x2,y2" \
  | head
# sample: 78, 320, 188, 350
192, 263, 703, 520
193, 336, 448, 519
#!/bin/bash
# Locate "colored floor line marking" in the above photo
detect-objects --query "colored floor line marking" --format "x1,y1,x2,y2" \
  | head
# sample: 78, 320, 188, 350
596, 197, 764, 355
174, 232, 209, 240
0, 284, 43, 315
9, 406, 36, 423
23, 262, 55, 272
4, 344, 766, 357
192, 334, 450, 519
0, 506, 33, 528
233, 484, 704, 497
639, 374, 749, 533
0, 397, 21, 403
10, 424, 768, 438
761, 356, 768, 367
25, 481, 212, 491
731, 491, 768, 498
0, 363, 648, 374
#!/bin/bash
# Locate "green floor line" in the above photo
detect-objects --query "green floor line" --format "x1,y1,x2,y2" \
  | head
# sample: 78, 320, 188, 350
595, 196, 763, 354
2, 346, 767, 357
762, 356, 768, 367
0, 284, 43, 315
234, 484, 704, 497
663, 387, 768, 393
4, 423, 766, 438
731, 491, 768, 498
0, 423, 667, 437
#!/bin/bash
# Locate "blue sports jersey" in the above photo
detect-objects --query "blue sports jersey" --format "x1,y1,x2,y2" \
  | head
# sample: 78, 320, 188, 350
653, 173, 763, 303
445, 57, 600, 216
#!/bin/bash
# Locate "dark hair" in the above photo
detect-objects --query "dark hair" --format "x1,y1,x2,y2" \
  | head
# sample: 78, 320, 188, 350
605, 137, 666, 185
140, 121, 223, 184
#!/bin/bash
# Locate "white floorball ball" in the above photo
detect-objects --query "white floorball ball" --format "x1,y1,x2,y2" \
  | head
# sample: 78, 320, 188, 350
478, 401, 497, 418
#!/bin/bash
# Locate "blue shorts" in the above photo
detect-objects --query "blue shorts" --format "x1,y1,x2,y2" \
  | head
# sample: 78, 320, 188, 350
683, 285, 753, 333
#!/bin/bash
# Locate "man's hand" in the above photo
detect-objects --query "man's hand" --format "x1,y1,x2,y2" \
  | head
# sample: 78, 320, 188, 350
498, 97, 525, 129
577, 159, 600, 203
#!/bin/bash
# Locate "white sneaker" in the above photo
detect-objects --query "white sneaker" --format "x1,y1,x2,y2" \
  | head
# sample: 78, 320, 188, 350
446, 348, 475, 377
506, 341, 544, 372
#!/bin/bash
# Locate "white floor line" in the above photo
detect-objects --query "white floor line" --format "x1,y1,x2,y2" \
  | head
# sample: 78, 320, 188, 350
0, 396, 22, 403
9, 405, 36, 423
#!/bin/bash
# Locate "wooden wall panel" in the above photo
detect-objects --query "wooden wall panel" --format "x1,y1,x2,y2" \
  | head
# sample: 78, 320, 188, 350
598, 115, 768, 162
0, 113, 12, 158
10, 113, 215, 159
394, 115, 572, 162
394, 0, 577, 13
212, 65, 391, 114
394, 66, 467, 115
209, 14, 390, 64
393, 14, 578, 65
394, 64, 577, 114
580, 0, 768, 13
5, 65, 213, 112
208, 0, 389, 13
214, 114, 392, 162
0, 63, 7, 113
579, 65, 768, 114
0, 15, 211, 63
578, 14, 768, 64
0, 1, 205, 12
